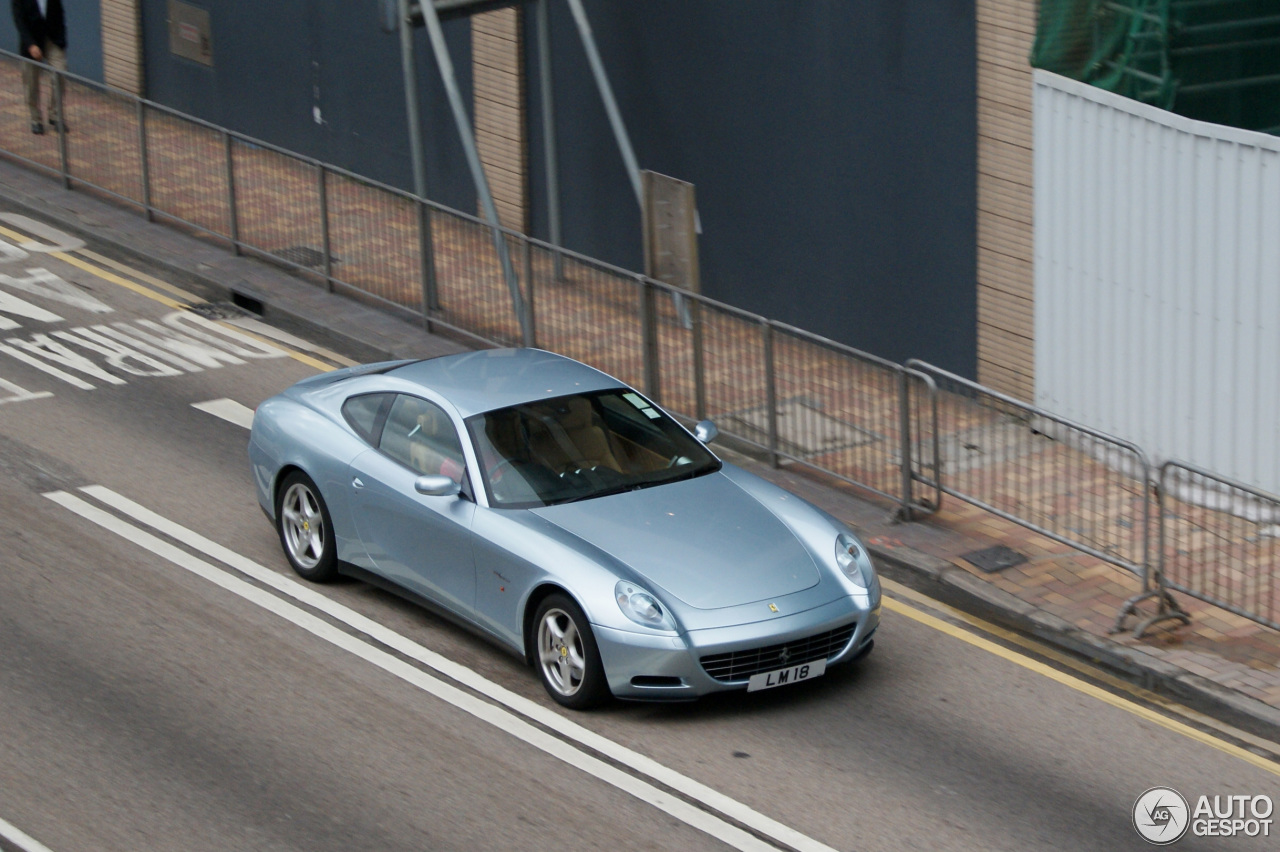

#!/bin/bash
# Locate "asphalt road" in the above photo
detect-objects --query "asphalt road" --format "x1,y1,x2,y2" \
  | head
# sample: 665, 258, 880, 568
0, 213, 1276, 852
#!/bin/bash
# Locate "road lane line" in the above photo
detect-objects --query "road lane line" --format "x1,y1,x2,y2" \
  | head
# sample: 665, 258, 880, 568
73, 249, 205, 304
0, 816, 56, 852
880, 576, 1280, 759
222, 317, 357, 367
881, 595, 1280, 776
191, 398, 255, 429
52, 489, 831, 852
49, 252, 188, 311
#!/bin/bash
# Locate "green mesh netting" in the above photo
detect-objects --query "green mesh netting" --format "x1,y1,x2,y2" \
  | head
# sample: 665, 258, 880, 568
1031, 0, 1280, 134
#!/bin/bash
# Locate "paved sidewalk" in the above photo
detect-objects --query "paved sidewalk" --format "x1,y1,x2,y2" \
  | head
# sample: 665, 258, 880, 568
1, 154, 1278, 742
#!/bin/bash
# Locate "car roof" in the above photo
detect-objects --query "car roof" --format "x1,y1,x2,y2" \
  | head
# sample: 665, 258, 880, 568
385, 348, 628, 417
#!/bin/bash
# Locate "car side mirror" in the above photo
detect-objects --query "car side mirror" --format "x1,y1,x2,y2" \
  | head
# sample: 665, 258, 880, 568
694, 420, 719, 444
414, 474, 460, 497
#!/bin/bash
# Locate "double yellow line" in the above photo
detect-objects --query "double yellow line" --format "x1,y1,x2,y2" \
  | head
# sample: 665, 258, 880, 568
881, 576, 1280, 776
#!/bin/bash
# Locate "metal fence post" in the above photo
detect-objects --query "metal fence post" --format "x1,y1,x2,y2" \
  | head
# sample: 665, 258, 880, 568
692, 300, 707, 421
522, 236, 536, 348
224, 131, 240, 255
317, 163, 333, 292
137, 100, 153, 222
55, 69, 69, 188
416, 200, 439, 334
763, 320, 779, 469
898, 368, 915, 521
640, 276, 660, 402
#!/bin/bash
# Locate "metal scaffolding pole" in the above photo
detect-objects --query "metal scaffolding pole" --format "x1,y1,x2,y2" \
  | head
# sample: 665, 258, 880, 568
417, 0, 528, 337
565, 0, 642, 208
537, 0, 564, 279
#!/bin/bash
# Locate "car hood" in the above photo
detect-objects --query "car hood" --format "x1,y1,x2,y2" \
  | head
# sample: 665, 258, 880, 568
530, 472, 821, 609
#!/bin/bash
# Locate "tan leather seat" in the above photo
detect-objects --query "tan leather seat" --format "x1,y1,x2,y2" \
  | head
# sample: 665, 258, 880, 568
529, 398, 621, 473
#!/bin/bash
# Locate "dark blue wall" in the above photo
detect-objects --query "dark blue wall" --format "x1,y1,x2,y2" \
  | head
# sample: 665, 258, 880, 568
139, 0, 475, 210
525, 0, 977, 374
1, 1, 103, 81
131, 0, 977, 377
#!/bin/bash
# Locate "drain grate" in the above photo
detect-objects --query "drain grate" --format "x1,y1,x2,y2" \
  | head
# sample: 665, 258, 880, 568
716, 396, 881, 458
275, 245, 337, 268
961, 545, 1027, 573
188, 301, 251, 320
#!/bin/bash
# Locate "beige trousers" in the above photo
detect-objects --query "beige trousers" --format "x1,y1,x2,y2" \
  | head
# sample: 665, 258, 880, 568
22, 42, 68, 124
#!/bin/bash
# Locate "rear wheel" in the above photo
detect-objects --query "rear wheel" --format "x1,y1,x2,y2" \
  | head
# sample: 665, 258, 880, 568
533, 594, 608, 709
276, 471, 338, 582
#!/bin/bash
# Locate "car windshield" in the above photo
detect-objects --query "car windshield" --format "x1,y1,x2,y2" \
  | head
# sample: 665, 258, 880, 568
466, 389, 720, 508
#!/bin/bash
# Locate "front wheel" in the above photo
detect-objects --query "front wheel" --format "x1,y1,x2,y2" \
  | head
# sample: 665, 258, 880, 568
533, 594, 609, 709
276, 470, 338, 582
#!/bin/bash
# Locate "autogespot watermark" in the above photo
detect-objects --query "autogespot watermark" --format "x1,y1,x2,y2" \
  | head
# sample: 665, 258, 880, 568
1133, 787, 1274, 844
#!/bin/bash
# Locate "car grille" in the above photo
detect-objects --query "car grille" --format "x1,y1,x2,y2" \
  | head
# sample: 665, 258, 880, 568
699, 622, 858, 682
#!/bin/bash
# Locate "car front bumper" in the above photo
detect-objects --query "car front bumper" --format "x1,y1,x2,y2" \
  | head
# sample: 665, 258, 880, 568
594, 596, 880, 700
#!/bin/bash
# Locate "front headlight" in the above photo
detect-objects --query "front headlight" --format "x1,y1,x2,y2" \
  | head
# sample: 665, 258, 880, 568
836, 532, 873, 589
615, 581, 674, 630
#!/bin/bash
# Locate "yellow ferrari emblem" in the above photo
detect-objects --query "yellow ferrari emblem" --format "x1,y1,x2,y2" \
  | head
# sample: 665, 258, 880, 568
769, 603, 779, 613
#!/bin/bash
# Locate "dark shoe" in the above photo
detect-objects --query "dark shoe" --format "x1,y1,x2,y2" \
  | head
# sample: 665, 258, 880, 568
30, 121, 43, 135
49, 118, 68, 133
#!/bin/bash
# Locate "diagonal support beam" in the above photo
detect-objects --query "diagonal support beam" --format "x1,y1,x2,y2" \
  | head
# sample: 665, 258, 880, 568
565, 0, 642, 209
417, 0, 529, 340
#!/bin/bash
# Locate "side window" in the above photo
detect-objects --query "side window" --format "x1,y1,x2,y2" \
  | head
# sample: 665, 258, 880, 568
342, 393, 392, 444
379, 394, 466, 478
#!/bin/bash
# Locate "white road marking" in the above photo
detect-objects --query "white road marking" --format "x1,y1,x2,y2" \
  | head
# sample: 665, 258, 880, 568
0, 376, 52, 405
78, 484, 839, 851
0, 816, 56, 852
191, 398, 255, 430
51, 488, 835, 852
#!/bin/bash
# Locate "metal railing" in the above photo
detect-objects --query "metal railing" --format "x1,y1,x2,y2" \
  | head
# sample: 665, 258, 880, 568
905, 360, 1153, 576
1155, 461, 1280, 631
2, 53, 1277, 634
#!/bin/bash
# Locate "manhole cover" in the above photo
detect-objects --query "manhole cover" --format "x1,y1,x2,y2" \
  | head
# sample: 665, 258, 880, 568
961, 545, 1027, 573
276, 245, 337, 268
716, 397, 881, 458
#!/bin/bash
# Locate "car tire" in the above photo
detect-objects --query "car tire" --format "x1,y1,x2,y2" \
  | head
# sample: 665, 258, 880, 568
533, 593, 609, 709
276, 470, 338, 583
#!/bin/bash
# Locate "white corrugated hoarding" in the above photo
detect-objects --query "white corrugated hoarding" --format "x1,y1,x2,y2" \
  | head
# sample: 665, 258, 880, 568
1034, 70, 1280, 496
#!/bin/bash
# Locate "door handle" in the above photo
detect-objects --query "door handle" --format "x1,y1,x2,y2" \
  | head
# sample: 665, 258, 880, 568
352, 477, 364, 490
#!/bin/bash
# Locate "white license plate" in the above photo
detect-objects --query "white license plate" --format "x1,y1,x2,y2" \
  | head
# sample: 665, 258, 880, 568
746, 658, 826, 692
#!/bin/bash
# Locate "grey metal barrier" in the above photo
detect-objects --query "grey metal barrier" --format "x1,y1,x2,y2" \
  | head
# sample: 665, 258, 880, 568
905, 360, 1153, 578
1148, 461, 1280, 632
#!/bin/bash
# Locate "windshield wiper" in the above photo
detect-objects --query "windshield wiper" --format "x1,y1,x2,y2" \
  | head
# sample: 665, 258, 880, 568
553, 482, 640, 505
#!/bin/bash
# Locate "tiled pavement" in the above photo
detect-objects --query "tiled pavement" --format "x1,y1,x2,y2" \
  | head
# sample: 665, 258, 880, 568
1, 65, 1278, 737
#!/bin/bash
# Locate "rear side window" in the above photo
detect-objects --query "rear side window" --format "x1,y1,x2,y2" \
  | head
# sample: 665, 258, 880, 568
379, 394, 466, 478
342, 393, 392, 444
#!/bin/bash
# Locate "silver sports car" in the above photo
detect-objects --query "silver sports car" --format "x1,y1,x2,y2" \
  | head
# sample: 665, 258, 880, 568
249, 348, 880, 708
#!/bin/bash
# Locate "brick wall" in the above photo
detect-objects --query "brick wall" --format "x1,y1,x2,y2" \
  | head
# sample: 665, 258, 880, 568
472, 7, 527, 232
975, 0, 1035, 400
102, 0, 143, 95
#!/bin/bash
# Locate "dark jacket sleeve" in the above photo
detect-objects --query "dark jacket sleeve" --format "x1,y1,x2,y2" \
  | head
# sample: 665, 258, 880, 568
12, 0, 37, 55
11, 0, 65, 53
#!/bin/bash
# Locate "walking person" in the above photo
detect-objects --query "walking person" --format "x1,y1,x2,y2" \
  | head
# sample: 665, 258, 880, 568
12, 0, 67, 135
